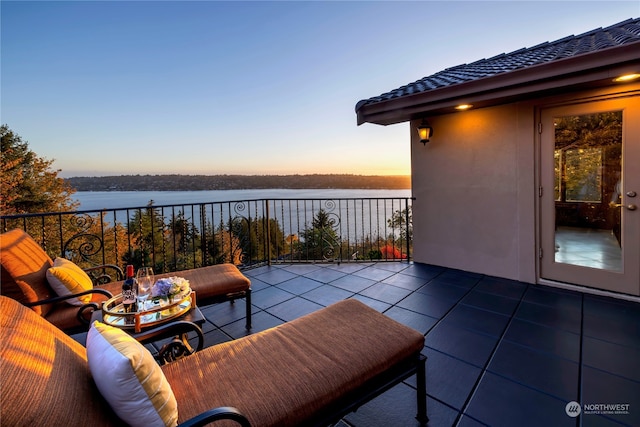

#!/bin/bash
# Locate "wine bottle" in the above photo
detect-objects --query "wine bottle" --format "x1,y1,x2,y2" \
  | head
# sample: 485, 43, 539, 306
122, 265, 138, 322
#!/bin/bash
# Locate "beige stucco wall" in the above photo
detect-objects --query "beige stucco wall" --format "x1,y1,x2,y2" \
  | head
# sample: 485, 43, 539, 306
411, 103, 537, 283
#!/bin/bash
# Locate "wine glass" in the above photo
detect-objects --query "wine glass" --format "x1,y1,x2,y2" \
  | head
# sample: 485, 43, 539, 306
136, 267, 154, 311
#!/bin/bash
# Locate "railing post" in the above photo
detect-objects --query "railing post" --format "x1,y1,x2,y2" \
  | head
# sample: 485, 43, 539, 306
200, 205, 207, 267
265, 200, 271, 266
405, 198, 411, 261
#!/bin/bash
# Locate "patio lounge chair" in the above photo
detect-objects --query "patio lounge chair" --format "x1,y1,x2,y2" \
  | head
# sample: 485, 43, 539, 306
0, 228, 252, 333
110, 264, 252, 329
0, 295, 428, 426
0, 228, 120, 333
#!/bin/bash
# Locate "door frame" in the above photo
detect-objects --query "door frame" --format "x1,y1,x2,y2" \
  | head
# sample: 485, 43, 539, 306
536, 91, 640, 297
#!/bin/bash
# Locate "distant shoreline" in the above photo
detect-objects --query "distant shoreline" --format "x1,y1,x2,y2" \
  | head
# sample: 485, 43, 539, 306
66, 174, 411, 192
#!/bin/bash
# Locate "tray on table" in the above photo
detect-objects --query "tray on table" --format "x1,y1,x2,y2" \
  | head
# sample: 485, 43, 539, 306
101, 289, 196, 333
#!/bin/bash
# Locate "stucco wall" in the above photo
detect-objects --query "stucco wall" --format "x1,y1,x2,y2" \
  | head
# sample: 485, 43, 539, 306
411, 103, 537, 282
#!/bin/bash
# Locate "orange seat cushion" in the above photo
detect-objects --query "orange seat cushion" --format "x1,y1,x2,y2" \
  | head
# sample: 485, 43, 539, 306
167, 264, 250, 300
0, 229, 55, 316
163, 299, 425, 427
106, 264, 250, 302
0, 296, 119, 426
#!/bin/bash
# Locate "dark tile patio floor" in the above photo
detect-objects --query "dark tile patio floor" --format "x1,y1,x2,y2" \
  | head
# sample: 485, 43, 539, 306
79, 262, 640, 426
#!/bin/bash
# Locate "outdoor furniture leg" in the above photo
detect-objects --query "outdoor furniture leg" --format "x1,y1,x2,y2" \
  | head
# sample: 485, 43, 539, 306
416, 354, 429, 425
245, 288, 252, 330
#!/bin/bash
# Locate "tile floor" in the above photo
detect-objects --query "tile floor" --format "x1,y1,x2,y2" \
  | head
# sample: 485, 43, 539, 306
79, 262, 640, 426
555, 226, 622, 271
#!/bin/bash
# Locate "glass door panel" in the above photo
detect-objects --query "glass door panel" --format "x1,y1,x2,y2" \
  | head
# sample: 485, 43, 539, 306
540, 96, 640, 296
553, 112, 622, 271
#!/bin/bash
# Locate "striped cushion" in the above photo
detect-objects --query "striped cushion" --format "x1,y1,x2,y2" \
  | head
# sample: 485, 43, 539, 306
87, 321, 178, 427
46, 257, 93, 305
0, 296, 117, 426
0, 229, 55, 316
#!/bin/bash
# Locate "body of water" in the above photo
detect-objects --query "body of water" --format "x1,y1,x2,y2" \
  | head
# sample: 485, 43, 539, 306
72, 189, 412, 211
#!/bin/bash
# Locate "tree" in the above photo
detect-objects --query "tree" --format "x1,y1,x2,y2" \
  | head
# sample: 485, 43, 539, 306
296, 209, 341, 261
387, 206, 412, 243
167, 210, 202, 271
228, 215, 285, 264
124, 202, 167, 271
0, 124, 78, 214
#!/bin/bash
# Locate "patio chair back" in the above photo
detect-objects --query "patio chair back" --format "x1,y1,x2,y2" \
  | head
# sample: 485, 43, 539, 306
0, 228, 55, 316
0, 295, 120, 426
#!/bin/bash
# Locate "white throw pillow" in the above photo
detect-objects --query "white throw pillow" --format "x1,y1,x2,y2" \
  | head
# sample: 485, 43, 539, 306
86, 321, 179, 427
46, 257, 93, 305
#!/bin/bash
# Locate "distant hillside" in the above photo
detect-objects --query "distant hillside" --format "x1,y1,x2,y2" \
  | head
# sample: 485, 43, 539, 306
66, 174, 411, 191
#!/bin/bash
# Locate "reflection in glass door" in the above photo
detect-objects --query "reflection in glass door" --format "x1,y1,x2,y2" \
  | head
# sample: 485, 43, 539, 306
553, 111, 622, 271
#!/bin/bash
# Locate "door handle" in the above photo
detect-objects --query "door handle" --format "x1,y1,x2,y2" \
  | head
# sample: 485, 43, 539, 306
612, 204, 637, 210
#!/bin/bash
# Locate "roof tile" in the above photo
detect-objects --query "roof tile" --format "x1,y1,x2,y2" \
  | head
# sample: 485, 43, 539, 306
358, 18, 640, 108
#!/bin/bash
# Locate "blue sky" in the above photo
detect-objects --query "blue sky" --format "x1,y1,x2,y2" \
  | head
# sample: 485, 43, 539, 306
2, 1, 638, 178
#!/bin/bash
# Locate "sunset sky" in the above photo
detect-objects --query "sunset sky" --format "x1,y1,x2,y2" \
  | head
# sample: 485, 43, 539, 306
2, 1, 638, 177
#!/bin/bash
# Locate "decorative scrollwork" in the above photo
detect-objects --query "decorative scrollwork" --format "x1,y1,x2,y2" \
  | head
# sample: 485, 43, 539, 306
63, 232, 104, 262
326, 212, 340, 227
156, 337, 196, 365
84, 265, 124, 285
320, 206, 341, 261
67, 213, 95, 233
230, 215, 251, 265
233, 201, 248, 215
323, 199, 337, 212
320, 226, 341, 261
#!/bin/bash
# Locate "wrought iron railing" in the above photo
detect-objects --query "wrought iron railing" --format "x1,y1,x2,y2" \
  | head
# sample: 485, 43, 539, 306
1, 197, 412, 274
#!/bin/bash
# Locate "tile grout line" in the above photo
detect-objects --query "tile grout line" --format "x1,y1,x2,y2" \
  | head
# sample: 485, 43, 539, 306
411, 272, 488, 426
454, 282, 531, 426
577, 294, 584, 427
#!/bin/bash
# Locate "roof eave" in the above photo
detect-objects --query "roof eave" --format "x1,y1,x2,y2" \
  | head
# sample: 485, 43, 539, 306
356, 41, 640, 126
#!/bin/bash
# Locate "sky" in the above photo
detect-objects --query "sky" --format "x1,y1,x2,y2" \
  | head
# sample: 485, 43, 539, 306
2, 1, 639, 178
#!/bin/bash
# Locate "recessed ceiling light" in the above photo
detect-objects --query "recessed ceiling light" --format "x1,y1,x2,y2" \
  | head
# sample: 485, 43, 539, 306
455, 104, 473, 110
613, 73, 640, 83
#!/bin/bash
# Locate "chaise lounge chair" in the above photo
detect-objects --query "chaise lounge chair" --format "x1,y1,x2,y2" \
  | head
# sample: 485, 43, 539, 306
0, 228, 252, 333
0, 295, 428, 426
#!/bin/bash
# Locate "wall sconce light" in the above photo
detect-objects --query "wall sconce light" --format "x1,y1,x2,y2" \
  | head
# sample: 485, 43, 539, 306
417, 120, 433, 145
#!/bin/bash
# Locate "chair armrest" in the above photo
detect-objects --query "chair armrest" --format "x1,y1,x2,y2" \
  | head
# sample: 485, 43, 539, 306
83, 264, 124, 285
24, 288, 113, 307
177, 407, 251, 427
25, 288, 113, 326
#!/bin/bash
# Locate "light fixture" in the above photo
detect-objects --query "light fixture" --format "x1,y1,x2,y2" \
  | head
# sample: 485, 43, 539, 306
613, 73, 640, 83
455, 104, 473, 110
417, 119, 433, 145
